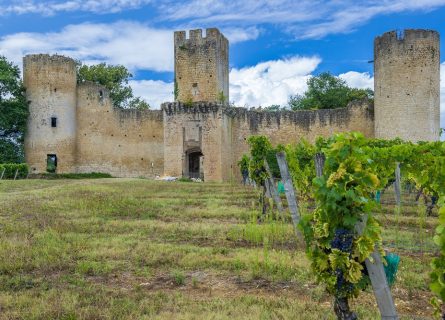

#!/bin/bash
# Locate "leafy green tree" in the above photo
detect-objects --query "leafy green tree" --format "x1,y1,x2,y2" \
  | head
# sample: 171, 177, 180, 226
77, 63, 150, 110
127, 97, 150, 110
288, 72, 373, 111
264, 104, 283, 112
0, 56, 29, 163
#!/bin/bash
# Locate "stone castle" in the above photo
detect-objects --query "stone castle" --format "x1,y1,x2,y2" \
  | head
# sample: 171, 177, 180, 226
24, 28, 440, 182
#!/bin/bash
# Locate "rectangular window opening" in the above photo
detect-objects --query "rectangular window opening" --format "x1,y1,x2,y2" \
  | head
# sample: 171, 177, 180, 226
51, 117, 57, 128
47, 154, 57, 173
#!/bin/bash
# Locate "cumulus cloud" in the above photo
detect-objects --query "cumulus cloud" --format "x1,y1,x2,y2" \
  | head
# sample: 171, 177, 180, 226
229, 56, 321, 107
0, 21, 173, 72
220, 27, 261, 44
0, 21, 258, 73
339, 71, 373, 90
129, 80, 173, 109
1, 0, 152, 15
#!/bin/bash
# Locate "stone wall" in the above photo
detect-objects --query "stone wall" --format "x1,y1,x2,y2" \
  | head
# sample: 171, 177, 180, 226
228, 100, 375, 181
374, 29, 440, 142
24, 54, 375, 182
76, 82, 164, 178
174, 28, 229, 103
162, 100, 374, 182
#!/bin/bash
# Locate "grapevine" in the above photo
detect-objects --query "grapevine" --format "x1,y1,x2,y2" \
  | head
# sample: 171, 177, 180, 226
242, 132, 445, 318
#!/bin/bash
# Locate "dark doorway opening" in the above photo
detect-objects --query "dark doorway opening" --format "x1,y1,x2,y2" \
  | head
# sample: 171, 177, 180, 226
187, 150, 203, 179
47, 154, 57, 173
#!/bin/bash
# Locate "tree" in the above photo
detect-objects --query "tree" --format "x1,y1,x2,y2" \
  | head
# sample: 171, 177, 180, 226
288, 72, 373, 111
127, 97, 150, 110
0, 56, 29, 163
77, 63, 150, 110
263, 104, 283, 112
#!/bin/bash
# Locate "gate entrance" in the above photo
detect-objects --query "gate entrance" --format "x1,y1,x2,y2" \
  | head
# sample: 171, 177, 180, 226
185, 149, 203, 179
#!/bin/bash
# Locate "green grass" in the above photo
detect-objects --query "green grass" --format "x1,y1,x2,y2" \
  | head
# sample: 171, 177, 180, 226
40, 172, 113, 179
0, 179, 437, 319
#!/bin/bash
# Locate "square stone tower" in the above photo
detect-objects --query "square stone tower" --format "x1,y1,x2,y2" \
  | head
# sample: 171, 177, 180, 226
174, 28, 229, 103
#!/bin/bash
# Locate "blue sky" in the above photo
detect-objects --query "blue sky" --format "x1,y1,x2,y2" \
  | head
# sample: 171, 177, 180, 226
0, 0, 444, 129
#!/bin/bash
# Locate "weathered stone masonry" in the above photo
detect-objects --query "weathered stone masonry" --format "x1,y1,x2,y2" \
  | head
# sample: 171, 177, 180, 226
24, 28, 440, 182
374, 29, 440, 141
174, 28, 229, 103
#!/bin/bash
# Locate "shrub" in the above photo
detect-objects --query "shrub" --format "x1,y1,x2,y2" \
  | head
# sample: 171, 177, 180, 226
0, 163, 29, 179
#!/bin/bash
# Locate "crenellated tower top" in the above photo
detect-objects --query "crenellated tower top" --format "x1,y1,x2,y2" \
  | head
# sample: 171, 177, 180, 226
174, 28, 229, 103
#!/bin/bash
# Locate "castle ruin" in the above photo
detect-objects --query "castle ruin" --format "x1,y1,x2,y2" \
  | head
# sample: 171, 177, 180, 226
24, 28, 440, 182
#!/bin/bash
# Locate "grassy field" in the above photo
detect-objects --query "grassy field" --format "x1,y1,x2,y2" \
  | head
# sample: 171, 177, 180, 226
0, 178, 438, 319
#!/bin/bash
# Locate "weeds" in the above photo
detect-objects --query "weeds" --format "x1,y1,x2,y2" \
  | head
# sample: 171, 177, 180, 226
171, 270, 185, 286
0, 178, 437, 319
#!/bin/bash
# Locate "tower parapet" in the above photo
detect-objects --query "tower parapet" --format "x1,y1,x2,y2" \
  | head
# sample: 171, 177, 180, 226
174, 28, 229, 103
23, 54, 78, 173
374, 29, 440, 141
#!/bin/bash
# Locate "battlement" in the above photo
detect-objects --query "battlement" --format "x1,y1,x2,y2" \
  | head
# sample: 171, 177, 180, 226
174, 28, 227, 46
375, 29, 439, 53
162, 101, 223, 115
161, 100, 374, 130
23, 54, 76, 67
174, 28, 229, 103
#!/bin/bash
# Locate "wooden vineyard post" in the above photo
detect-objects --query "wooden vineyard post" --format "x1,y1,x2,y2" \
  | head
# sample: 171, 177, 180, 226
0, 168, 5, 180
13, 169, 19, 181
355, 217, 398, 319
394, 163, 401, 206
276, 152, 300, 231
314, 153, 325, 178
264, 177, 272, 199
264, 160, 284, 215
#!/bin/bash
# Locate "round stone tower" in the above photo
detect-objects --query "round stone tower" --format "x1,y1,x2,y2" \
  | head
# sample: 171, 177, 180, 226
374, 29, 440, 142
24, 54, 77, 174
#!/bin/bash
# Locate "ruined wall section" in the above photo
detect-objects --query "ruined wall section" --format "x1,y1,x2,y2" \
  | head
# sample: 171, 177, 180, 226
174, 28, 229, 103
374, 29, 440, 141
227, 101, 375, 181
24, 54, 77, 174
76, 82, 164, 178
162, 102, 227, 181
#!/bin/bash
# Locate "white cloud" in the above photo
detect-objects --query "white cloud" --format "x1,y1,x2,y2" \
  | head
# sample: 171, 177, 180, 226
0, 21, 258, 73
229, 56, 321, 107
161, 0, 445, 39
220, 27, 260, 44
0, 21, 173, 72
1, 0, 152, 15
129, 80, 173, 109
339, 71, 373, 90
4, 1, 445, 40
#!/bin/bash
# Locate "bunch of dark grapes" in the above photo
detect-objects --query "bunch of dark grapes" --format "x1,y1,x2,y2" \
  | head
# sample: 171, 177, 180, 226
331, 229, 355, 295
331, 228, 354, 253
335, 268, 354, 294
